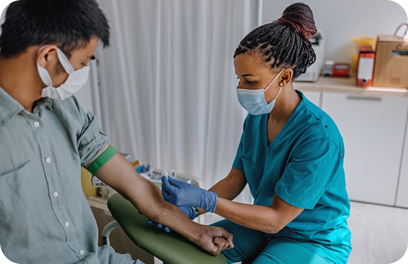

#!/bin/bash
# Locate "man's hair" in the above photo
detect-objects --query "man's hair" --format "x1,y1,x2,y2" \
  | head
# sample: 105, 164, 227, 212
0, 0, 110, 58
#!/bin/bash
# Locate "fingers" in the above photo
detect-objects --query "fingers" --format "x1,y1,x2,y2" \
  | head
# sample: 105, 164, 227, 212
167, 176, 182, 188
209, 237, 232, 257
213, 237, 230, 251
161, 176, 176, 191
219, 227, 234, 248
209, 243, 220, 256
146, 219, 171, 232
161, 176, 173, 200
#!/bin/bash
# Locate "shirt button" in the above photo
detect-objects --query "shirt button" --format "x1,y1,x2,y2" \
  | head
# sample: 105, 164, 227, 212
53, 192, 59, 198
65, 222, 70, 228
33, 122, 40, 128
79, 250, 84, 256
45, 157, 52, 164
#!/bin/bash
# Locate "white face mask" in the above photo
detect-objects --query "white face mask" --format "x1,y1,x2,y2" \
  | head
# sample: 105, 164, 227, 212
39, 46, 90, 100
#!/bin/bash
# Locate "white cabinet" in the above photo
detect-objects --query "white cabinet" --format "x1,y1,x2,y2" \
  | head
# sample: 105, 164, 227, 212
301, 91, 321, 108
397, 122, 408, 208
322, 93, 408, 206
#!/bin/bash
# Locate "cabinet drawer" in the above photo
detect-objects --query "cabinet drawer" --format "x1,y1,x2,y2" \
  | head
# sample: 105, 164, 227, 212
322, 93, 408, 206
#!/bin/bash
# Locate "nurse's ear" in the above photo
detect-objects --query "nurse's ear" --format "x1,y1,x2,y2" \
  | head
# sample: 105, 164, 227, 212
280, 69, 294, 86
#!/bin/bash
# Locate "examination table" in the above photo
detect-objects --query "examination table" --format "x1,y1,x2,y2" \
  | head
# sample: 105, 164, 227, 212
103, 193, 227, 264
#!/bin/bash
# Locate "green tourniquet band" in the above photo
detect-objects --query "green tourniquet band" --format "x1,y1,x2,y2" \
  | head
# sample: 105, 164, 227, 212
86, 145, 117, 176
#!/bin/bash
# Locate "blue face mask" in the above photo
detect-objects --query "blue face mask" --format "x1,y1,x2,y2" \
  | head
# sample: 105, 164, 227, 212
237, 69, 285, 115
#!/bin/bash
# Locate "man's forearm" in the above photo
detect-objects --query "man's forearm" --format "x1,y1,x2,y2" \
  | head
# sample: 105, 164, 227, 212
124, 177, 203, 242
92, 149, 202, 242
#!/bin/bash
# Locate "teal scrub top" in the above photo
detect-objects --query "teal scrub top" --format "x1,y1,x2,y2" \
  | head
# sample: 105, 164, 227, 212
233, 91, 351, 263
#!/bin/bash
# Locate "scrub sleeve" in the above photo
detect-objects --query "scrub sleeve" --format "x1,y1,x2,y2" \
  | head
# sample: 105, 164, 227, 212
275, 138, 340, 210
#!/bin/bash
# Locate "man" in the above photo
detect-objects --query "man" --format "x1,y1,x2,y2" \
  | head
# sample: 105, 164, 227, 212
0, 0, 233, 263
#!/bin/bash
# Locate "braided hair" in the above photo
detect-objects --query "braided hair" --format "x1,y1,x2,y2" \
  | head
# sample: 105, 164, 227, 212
234, 2, 317, 79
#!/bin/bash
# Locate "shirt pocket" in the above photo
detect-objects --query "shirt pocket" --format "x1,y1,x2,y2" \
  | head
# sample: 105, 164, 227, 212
0, 161, 33, 222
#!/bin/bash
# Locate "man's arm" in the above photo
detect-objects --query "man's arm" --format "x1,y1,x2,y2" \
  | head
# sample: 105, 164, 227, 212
86, 144, 233, 255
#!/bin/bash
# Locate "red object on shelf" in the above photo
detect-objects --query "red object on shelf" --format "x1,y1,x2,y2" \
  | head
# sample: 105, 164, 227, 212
332, 63, 350, 77
356, 46, 375, 88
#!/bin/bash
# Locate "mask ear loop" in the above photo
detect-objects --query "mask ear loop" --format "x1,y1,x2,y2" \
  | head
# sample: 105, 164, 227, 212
56, 49, 75, 74
271, 84, 284, 104
264, 69, 285, 92
264, 69, 285, 102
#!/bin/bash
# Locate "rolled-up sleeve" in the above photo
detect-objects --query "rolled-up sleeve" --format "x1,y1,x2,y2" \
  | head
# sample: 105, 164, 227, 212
77, 110, 108, 167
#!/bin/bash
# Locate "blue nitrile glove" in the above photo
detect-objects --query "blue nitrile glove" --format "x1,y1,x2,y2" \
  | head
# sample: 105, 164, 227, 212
179, 206, 196, 220
161, 176, 218, 213
139, 211, 171, 232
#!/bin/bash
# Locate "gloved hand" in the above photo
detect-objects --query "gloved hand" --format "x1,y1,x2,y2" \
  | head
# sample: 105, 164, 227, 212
179, 206, 196, 220
161, 176, 218, 213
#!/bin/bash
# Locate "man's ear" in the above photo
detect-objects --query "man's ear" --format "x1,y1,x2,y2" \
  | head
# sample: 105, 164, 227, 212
281, 69, 294, 85
37, 45, 59, 68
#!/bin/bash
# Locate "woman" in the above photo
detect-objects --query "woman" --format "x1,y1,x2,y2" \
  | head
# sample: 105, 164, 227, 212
161, 3, 351, 263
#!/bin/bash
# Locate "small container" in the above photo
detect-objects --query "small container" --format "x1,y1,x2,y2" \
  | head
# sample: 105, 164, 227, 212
332, 63, 350, 78
323, 60, 334, 76
356, 46, 375, 88
352, 37, 376, 75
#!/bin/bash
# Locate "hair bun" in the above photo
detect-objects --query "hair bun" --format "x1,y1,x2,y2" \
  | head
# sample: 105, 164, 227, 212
276, 2, 317, 40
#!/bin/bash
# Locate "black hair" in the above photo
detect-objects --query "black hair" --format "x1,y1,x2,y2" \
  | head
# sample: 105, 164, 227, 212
234, 2, 317, 79
0, 0, 110, 58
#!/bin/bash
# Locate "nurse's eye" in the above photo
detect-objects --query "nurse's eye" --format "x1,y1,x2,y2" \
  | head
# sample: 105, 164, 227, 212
245, 80, 255, 84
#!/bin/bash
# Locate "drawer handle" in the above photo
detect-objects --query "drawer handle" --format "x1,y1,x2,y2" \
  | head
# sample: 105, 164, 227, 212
346, 96, 382, 102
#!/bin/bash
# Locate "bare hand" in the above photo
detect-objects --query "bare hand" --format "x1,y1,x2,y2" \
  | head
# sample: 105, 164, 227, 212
196, 226, 234, 256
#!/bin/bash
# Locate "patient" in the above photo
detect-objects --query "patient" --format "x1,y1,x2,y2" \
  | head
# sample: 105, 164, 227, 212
0, 1, 232, 263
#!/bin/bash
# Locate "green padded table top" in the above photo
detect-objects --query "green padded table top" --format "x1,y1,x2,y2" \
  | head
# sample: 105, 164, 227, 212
107, 193, 227, 264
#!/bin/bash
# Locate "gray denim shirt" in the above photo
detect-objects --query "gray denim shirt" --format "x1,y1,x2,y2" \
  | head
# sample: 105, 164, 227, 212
0, 87, 132, 264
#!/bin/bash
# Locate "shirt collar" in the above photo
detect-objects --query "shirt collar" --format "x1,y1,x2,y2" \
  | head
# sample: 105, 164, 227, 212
0, 87, 24, 128
33, 96, 53, 112
0, 87, 53, 128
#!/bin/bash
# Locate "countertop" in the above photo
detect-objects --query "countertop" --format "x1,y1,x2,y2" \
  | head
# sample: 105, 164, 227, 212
294, 77, 408, 98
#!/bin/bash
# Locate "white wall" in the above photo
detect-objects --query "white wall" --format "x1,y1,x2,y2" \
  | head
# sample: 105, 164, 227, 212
0, 0, 11, 34
262, 0, 407, 64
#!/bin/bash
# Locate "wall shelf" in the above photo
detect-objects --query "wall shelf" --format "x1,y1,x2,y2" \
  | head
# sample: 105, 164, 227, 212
294, 77, 408, 98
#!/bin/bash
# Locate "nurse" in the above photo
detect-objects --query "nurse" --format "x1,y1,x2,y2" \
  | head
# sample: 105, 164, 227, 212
161, 2, 351, 264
